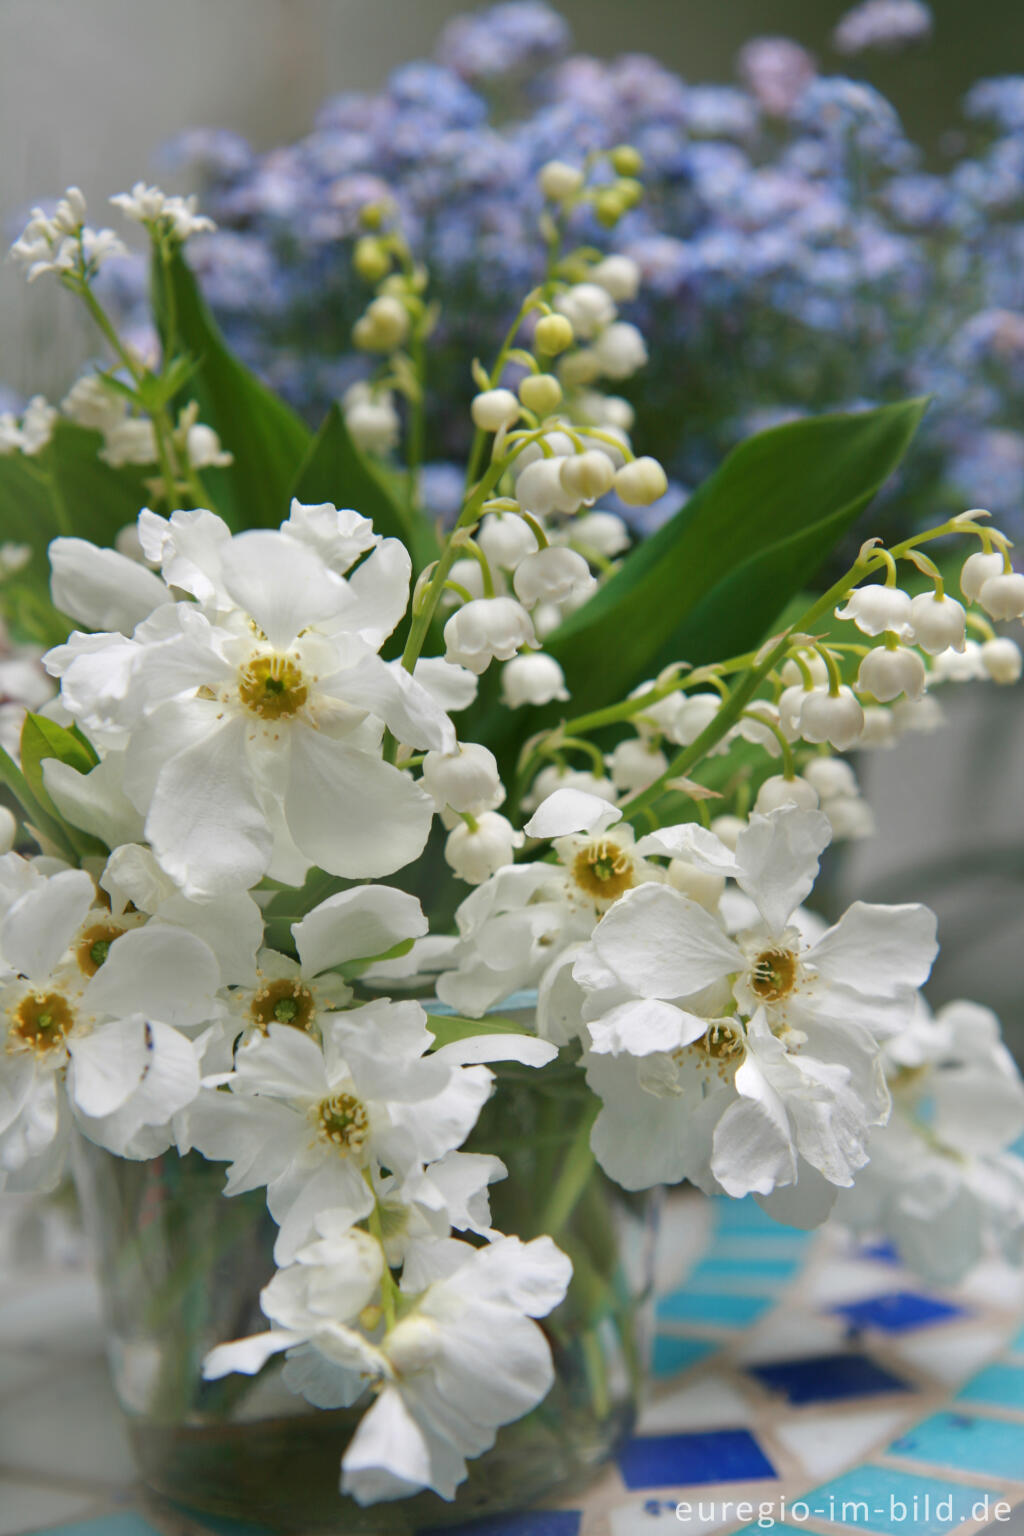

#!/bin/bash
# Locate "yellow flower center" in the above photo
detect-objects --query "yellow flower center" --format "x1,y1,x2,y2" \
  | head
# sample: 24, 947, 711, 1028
11, 991, 76, 1053
572, 838, 635, 900
238, 654, 308, 719
251, 978, 316, 1033
749, 947, 799, 1003
75, 922, 126, 978
317, 1092, 370, 1155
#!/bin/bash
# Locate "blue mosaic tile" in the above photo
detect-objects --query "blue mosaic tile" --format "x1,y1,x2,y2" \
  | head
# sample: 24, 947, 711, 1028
889, 1410, 1024, 1479
798, 1465, 1002, 1534
858, 1240, 902, 1265
617, 1429, 776, 1489
652, 1334, 718, 1378
958, 1363, 1024, 1411
428, 1513, 581, 1536
656, 1290, 773, 1328
688, 1254, 801, 1288
749, 1352, 910, 1405
833, 1291, 965, 1334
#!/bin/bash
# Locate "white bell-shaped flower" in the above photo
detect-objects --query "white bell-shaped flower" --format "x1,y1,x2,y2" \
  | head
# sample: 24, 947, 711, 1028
909, 591, 966, 654
835, 583, 912, 636
857, 645, 927, 703
572, 511, 629, 558
960, 549, 1004, 602
501, 652, 569, 708
513, 547, 595, 608
978, 571, 1024, 621
421, 744, 503, 815
590, 255, 640, 302
476, 513, 539, 572
558, 449, 615, 504
515, 456, 581, 516
802, 756, 859, 799
445, 811, 524, 885
798, 686, 865, 749
443, 597, 536, 674
470, 388, 520, 433
981, 636, 1023, 684
613, 457, 668, 506
592, 321, 648, 380
554, 282, 616, 339
607, 737, 668, 793
754, 774, 819, 813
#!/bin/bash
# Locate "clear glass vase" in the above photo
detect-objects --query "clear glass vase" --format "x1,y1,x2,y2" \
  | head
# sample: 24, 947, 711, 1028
72, 1054, 659, 1534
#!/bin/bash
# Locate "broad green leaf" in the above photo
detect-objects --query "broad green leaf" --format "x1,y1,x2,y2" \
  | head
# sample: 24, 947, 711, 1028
290, 403, 439, 571
0, 742, 76, 861
18, 714, 106, 860
153, 251, 311, 529
546, 398, 929, 712
425, 1014, 536, 1050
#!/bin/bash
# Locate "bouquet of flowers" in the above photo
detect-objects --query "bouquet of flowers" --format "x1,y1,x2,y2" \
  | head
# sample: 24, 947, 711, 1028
1, 145, 1024, 1524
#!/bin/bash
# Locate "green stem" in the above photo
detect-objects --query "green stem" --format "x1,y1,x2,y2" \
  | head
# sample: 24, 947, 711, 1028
539, 1099, 599, 1235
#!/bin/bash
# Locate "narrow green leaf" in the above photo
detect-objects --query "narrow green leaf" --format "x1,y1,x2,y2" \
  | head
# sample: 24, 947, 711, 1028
21, 713, 98, 802
0, 742, 76, 860
425, 1014, 536, 1050
153, 250, 312, 529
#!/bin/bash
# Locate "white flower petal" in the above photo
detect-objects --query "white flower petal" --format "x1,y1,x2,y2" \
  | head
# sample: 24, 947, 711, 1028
524, 788, 623, 840
1, 868, 95, 981
285, 726, 433, 881
587, 998, 708, 1057
294, 885, 428, 978
67, 1014, 150, 1117
83, 925, 219, 1026
335, 655, 454, 753
430, 1033, 557, 1067
203, 1329, 301, 1380
49, 537, 168, 634
589, 884, 741, 999
807, 901, 938, 996
342, 539, 412, 646
43, 753, 146, 850
733, 808, 832, 935
342, 1386, 439, 1505
221, 531, 346, 648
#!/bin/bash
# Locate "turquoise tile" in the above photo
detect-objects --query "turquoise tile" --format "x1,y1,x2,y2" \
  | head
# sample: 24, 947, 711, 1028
800, 1464, 1000, 1533
656, 1290, 774, 1327
1010, 1324, 1024, 1356
889, 1410, 1024, 1480
651, 1334, 717, 1377
711, 1197, 811, 1239
958, 1363, 1024, 1411
688, 1254, 801, 1288
34, 1518, 165, 1536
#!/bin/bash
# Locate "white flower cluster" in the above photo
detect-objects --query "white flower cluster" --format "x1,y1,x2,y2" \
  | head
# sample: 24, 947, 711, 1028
10, 182, 213, 287
0, 397, 57, 458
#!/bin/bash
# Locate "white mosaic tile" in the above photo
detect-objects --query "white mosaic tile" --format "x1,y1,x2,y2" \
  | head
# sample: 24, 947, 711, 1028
889, 1323, 1008, 1386
638, 1374, 755, 1434
0, 1476, 97, 1536
772, 1408, 910, 1479
734, 1309, 849, 1364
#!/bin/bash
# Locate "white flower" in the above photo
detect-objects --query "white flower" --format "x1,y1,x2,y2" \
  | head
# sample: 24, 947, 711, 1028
19, 397, 57, 456
470, 388, 520, 433
754, 774, 819, 814
444, 811, 523, 885
558, 449, 616, 504
204, 1230, 571, 1505
99, 416, 157, 468
515, 456, 581, 516
521, 763, 618, 813
554, 282, 616, 339
500, 652, 569, 708
0, 861, 219, 1183
343, 382, 401, 456
613, 457, 668, 506
538, 161, 585, 201
443, 597, 536, 674
802, 756, 859, 799
49, 537, 168, 635
908, 591, 966, 654
176, 407, 232, 471
856, 645, 927, 702
978, 571, 1024, 621
571, 511, 629, 559
960, 549, 1004, 602
590, 255, 640, 303
476, 513, 539, 571
354, 294, 409, 352
61, 374, 126, 433
607, 736, 668, 792
797, 686, 864, 749
513, 547, 595, 608
48, 512, 450, 897
981, 636, 1023, 683
835, 584, 912, 636
421, 744, 503, 815
592, 321, 648, 379
10, 192, 126, 281
110, 183, 215, 240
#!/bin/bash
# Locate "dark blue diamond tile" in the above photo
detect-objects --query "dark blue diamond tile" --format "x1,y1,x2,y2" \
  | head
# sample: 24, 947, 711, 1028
617, 1429, 776, 1489
748, 1351, 911, 1405
857, 1239, 902, 1265
832, 1290, 966, 1333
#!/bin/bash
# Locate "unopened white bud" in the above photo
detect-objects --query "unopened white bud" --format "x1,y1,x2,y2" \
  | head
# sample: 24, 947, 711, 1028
668, 691, 722, 747
859, 705, 898, 749
667, 857, 724, 909
353, 293, 409, 352
421, 743, 502, 814
590, 255, 641, 303
778, 684, 808, 739
754, 774, 819, 813
343, 382, 400, 455
513, 546, 595, 608
981, 636, 1023, 684
557, 349, 602, 388
857, 645, 927, 703
737, 701, 783, 757
780, 652, 829, 688
539, 161, 585, 202
0, 805, 16, 855
555, 283, 617, 340
892, 696, 944, 734
477, 513, 539, 571
798, 686, 865, 750
559, 449, 615, 504
909, 591, 966, 654
531, 601, 563, 639
518, 373, 562, 415
607, 737, 668, 792
501, 652, 569, 708
592, 321, 647, 380
534, 313, 574, 355
572, 511, 630, 558
960, 549, 1004, 603
471, 388, 520, 433
516, 456, 582, 515
445, 811, 523, 885
803, 756, 859, 800
443, 597, 536, 674
825, 794, 876, 840
523, 764, 618, 814
438, 557, 487, 610
835, 583, 912, 637
929, 640, 985, 683
978, 571, 1024, 621
709, 815, 746, 851
613, 456, 668, 506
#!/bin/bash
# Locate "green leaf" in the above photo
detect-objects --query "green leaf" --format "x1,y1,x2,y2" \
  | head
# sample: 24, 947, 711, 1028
339, 936, 416, 979
425, 1014, 536, 1050
18, 714, 105, 860
153, 250, 311, 529
546, 399, 929, 712
290, 403, 439, 571
0, 742, 76, 861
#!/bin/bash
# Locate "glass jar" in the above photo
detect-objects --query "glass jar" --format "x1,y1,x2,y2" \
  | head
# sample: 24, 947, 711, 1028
73, 1054, 658, 1534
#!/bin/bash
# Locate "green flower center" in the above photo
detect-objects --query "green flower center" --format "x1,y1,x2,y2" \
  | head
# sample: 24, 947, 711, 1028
317, 1092, 370, 1155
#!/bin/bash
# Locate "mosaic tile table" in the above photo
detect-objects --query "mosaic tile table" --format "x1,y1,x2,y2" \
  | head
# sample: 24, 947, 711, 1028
2, 1190, 1023, 1536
